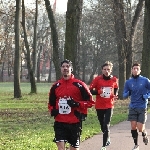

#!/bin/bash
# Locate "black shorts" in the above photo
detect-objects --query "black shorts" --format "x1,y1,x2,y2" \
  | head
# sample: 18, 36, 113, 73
53, 121, 82, 148
96, 108, 113, 125
128, 108, 147, 123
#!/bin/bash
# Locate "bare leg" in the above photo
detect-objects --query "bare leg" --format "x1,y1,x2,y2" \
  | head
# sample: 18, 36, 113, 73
56, 141, 65, 150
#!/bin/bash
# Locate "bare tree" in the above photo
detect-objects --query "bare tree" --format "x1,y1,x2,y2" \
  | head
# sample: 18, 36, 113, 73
64, 0, 83, 76
0, 2, 15, 82
126, 0, 145, 79
44, 0, 61, 80
113, 0, 145, 98
14, 0, 22, 98
32, 0, 38, 74
113, 0, 128, 99
21, 0, 37, 93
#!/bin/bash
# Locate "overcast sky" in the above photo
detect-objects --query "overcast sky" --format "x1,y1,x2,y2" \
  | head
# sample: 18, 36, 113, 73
25, 0, 68, 13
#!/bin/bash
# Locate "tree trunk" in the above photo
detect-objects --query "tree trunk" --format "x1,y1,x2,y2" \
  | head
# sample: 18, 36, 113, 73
113, 1, 145, 98
14, 0, 22, 98
0, 62, 5, 82
64, 0, 83, 76
142, 0, 150, 78
113, 0, 127, 99
37, 45, 42, 82
126, 0, 145, 79
44, 0, 61, 80
21, 0, 37, 93
32, 0, 38, 75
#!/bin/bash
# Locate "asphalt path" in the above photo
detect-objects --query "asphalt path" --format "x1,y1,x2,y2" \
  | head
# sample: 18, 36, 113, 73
79, 114, 150, 150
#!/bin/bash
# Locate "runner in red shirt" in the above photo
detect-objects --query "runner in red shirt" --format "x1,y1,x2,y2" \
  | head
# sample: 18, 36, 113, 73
89, 61, 118, 150
48, 59, 94, 150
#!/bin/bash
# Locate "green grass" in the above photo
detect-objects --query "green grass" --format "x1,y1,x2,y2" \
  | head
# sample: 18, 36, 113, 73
0, 82, 130, 150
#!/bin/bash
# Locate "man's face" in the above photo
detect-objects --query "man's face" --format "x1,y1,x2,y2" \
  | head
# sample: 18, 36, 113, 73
61, 62, 72, 77
102, 65, 112, 77
132, 66, 141, 76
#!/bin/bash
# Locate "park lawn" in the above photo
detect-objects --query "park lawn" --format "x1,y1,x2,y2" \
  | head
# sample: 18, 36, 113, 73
0, 82, 130, 150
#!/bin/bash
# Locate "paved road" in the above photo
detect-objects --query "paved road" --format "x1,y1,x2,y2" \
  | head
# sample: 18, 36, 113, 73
79, 114, 150, 150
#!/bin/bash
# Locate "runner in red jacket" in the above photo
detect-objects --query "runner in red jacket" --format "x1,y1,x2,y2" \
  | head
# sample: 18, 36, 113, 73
48, 59, 94, 150
89, 61, 118, 150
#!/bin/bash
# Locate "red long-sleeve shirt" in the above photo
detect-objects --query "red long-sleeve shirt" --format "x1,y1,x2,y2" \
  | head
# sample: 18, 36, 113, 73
89, 75, 118, 109
48, 74, 94, 123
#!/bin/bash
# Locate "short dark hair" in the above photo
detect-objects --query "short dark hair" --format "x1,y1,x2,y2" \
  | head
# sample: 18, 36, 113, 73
61, 59, 73, 68
132, 62, 141, 68
101, 61, 113, 69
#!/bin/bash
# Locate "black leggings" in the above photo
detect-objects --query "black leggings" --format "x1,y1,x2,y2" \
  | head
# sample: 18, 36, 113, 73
96, 108, 113, 146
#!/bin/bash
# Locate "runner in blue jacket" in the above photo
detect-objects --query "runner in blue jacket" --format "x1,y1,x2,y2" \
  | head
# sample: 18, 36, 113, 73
123, 62, 150, 150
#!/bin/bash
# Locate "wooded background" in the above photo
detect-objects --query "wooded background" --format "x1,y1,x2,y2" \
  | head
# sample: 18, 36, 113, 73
0, 0, 150, 98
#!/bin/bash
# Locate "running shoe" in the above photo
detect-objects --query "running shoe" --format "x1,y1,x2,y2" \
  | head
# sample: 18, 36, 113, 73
132, 145, 139, 150
143, 136, 149, 145
100, 147, 106, 150
106, 140, 111, 146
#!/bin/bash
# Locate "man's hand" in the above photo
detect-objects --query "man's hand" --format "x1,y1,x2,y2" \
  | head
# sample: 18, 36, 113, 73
67, 98, 80, 108
114, 95, 118, 101
51, 109, 59, 117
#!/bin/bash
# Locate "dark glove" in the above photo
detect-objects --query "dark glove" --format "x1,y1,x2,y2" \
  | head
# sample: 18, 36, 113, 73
51, 109, 59, 117
67, 98, 80, 108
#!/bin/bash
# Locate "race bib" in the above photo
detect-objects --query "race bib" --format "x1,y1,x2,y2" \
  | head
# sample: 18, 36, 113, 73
100, 87, 112, 98
58, 98, 71, 114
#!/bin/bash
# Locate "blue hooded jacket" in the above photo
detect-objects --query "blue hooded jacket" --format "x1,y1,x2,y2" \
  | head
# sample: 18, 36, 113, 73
123, 75, 150, 108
